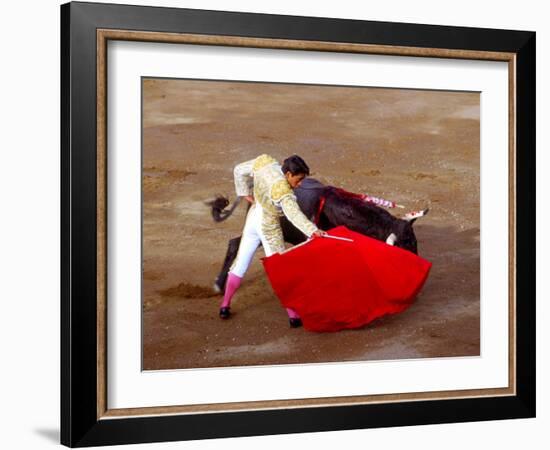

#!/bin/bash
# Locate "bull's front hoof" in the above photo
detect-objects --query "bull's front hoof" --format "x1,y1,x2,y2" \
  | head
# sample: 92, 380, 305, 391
219, 307, 231, 319
289, 318, 303, 328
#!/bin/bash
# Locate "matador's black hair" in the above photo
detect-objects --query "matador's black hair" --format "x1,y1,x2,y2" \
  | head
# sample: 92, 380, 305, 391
282, 155, 310, 176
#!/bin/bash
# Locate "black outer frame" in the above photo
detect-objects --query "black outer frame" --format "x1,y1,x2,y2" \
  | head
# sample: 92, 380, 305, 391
60, 1, 536, 447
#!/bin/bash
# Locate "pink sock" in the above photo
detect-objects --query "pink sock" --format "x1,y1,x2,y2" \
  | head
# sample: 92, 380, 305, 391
286, 308, 300, 319
220, 273, 242, 308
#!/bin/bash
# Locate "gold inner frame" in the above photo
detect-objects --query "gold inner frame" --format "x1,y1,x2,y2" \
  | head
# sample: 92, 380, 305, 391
96, 29, 517, 420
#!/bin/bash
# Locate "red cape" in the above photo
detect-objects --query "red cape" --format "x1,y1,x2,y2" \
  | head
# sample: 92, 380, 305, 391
262, 226, 431, 332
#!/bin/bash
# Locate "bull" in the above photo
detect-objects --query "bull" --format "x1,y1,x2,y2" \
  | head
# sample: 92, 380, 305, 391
209, 178, 427, 293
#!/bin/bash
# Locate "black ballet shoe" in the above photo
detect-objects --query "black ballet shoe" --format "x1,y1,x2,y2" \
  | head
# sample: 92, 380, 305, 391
219, 307, 231, 319
289, 318, 303, 328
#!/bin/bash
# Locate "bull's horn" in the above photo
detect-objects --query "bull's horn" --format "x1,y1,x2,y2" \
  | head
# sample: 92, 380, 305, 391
404, 208, 429, 222
386, 233, 397, 246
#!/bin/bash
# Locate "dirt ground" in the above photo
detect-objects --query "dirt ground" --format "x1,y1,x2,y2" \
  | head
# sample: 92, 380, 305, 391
141, 78, 480, 370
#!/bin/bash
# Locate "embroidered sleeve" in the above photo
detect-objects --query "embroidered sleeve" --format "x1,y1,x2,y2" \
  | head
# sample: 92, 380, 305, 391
252, 154, 277, 171
233, 158, 255, 196
279, 193, 319, 238
270, 179, 292, 202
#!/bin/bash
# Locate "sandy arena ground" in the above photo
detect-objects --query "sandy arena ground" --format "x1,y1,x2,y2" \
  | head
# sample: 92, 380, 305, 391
142, 79, 480, 370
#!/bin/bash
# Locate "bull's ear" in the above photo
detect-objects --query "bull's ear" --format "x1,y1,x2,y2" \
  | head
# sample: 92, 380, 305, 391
409, 218, 417, 225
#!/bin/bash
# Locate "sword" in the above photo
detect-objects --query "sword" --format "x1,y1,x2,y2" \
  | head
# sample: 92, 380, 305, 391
281, 233, 354, 254
321, 234, 354, 242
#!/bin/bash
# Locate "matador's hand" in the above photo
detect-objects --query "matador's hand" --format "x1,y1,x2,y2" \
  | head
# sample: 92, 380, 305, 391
312, 230, 327, 238
244, 195, 255, 204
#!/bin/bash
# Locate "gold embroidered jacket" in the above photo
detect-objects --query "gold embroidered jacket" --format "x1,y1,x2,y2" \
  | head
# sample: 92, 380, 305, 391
233, 154, 318, 241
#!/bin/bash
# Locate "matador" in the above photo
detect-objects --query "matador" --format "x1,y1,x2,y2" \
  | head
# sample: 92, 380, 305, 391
219, 154, 325, 327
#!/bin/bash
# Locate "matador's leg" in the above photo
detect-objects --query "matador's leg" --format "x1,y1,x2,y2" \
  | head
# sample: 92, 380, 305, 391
219, 205, 261, 318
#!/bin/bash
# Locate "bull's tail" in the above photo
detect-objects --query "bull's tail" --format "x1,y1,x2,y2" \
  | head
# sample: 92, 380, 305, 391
206, 196, 242, 222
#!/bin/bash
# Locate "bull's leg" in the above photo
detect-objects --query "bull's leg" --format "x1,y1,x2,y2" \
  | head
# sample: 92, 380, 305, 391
213, 236, 242, 294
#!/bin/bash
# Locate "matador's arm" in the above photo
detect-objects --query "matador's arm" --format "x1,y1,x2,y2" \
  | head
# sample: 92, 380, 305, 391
271, 180, 318, 238
233, 158, 255, 197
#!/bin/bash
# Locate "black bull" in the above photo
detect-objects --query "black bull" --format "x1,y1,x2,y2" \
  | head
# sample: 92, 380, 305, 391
210, 178, 424, 293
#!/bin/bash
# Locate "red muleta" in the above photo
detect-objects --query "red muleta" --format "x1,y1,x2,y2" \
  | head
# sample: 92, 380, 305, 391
262, 225, 432, 332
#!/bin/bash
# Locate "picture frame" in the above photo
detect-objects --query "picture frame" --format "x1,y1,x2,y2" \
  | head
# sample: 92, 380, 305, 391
60, 1, 535, 447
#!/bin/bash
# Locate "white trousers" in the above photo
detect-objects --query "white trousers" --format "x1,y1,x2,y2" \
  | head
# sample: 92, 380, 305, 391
229, 202, 283, 278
